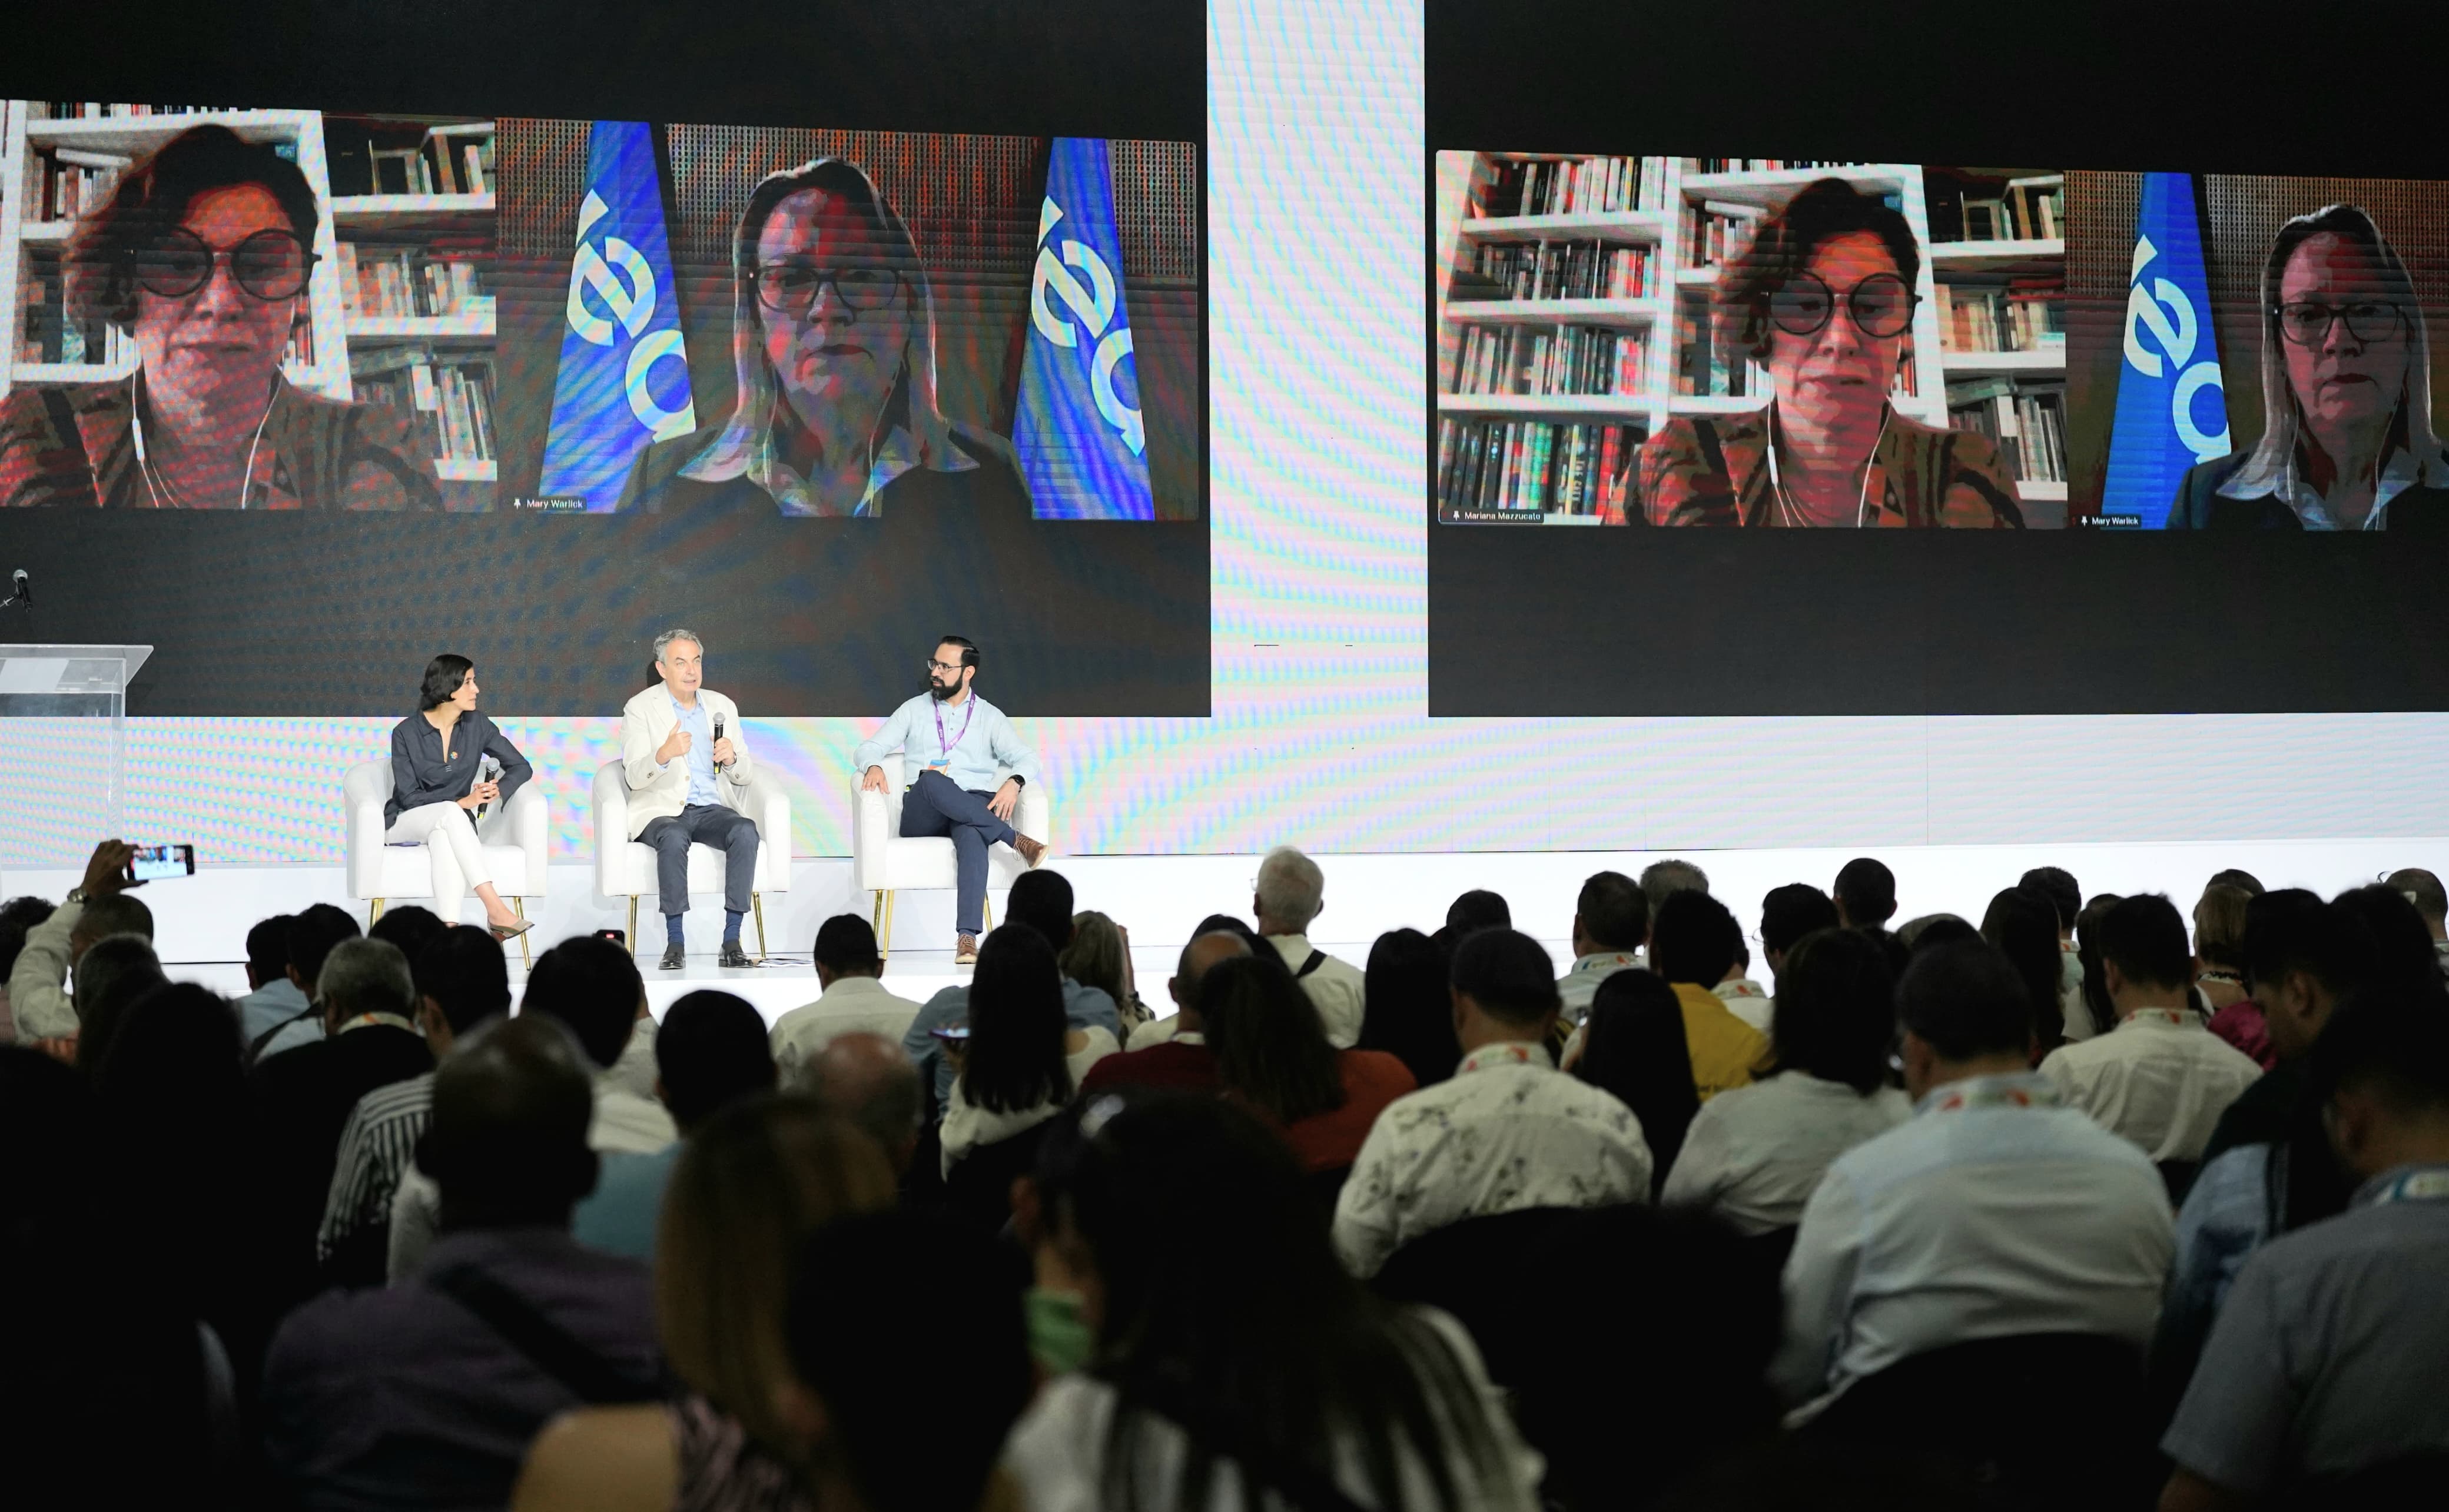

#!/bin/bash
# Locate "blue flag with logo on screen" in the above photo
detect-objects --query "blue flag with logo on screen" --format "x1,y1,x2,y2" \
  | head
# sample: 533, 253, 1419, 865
2102, 172, 2229, 529
538, 121, 696, 511
1016, 137, 1155, 520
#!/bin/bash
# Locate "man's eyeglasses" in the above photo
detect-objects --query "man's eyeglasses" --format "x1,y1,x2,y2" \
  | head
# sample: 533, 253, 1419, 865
926, 659, 965, 674
132, 228, 316, 303
754, 264, 902, 316
2274, 300, 2403, 347
1767, 271, 1917, 340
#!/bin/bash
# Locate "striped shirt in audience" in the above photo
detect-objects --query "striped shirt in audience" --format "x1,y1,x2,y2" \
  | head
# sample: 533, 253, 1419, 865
318, 1073, 435, 1266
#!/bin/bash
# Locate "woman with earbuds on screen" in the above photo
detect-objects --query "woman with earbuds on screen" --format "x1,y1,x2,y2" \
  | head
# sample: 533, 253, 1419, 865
0, 124, 440, 511
385, 654, 535, 942
1637, 177, 2023, 527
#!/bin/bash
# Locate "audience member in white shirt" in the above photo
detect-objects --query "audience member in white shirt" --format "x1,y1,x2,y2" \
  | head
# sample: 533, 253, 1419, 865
1774, 938, 2174, 1423
1555, 870, 1646, 1023
1664, 927, 1910, 1236
1712, 942, 1775, 1036
769, 914, 925, 1088
940, 926, 1116, 1176
2038, 894, 2264, 1164
1004, 1092, 1544, 1512
1253, 846, 1366, 1048
1333, 928, 1652, 1278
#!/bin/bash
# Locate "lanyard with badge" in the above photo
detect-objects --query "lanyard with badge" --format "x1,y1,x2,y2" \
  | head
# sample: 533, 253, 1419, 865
928, 697, 975, 780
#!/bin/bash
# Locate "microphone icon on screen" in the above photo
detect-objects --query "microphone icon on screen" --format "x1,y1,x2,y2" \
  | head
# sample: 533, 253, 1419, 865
2, 569, 28, 609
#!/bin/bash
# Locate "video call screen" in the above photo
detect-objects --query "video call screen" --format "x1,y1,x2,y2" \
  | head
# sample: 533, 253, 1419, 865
0, 102, 1206, 716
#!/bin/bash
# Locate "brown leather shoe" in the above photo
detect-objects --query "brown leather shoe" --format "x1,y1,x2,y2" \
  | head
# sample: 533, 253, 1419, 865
1012, 835, 1048, 869
954, 933, 980, 965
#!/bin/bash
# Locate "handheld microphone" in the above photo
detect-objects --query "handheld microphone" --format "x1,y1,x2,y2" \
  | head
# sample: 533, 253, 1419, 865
2, 569, 26, 609
713, 713, 727, 769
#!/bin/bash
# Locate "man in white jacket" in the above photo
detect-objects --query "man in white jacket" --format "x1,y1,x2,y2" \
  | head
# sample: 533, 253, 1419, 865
622, 629, 760, 969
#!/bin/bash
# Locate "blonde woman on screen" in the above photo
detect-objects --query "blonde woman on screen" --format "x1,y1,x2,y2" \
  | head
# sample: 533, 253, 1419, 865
0, 125, 439, 511
1637, 177, 2022, 527
2165, 204, 2449, 530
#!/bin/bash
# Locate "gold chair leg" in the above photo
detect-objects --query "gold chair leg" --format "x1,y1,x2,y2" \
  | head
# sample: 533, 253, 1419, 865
626, 896, 638, 956
872, 888, 889, 962
514, 896, 530, 970
982, 894, 993, 932
751, 892, 767, 960
880, 890, 897, 962
370, 898, 386, 925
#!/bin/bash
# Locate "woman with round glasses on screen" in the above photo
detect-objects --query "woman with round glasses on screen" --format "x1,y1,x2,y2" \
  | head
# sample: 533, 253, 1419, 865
1637, 177, 2022, 527
618, 157, 1027, 517
0, 124, 440, 510
2166, 204, 2449, 530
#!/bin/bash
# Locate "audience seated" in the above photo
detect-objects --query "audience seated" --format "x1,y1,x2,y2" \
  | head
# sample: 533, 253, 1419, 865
2331, 882, 2443, 1000
1664, 928, 1909, 1237
2039, 894, 2263, 1167
1715, 938, 1774, 1034
802, 1032, 926, 1180
1199, 951, 1415, 1175
1758, 883, 1839, 985
940, 924, 1115, 1181
1573, 969, 1698, 1198
1121, 910, 1262, 1050
1773, 939, 2173, 1423
366, 904, 447, 973
1061, 908, 1148, 1038
250, 904, 363, 1064
512, 1095, 900, 1512
2020, 863, 2089, 1044
904, 869, 1121, 1114
68, 932, 165, 1076
0, 895, 57, 1045
2159, 993, 2449, 1509
1899, 913, 1977, 952
1078, 928, 1249, 1095
6, 838, 155, 1055
1008, 1093, 1544, 1510
2382, 865, 2449, 975
769, 915, 924, 1086
1982, 883, 2070, 1059
232, 913, 297, 1047
1333, 928, 1652, 1278
1831, 856, 1899, 944
263, 1015, 661, 1511
2075, 890, 2126, 1039
1358, 926, 1462, 1088
2193, 882, 2269, 1066
1648, 889, 1771, 1102
576, 989, 776, 1262
318, 925, 509, 1289
1556, 870, 1646, 1022
523, 936, 678, 1155
1641, 857, 1711, 916
1436, 886, 1513, 952
1252, 846, 1368, 1047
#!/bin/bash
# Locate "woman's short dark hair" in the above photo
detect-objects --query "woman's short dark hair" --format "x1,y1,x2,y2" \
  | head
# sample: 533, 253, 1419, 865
1770, 928, 1896, 1096
960, 925, 1070, 1115
68, 123, 321, 330
417, 654, 474, 711
1200, 952, 1346, 1126
1718, 177, 1922, 363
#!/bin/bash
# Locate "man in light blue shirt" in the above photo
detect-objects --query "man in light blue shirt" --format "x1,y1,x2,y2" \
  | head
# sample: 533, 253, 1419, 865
619, 630, 761, 970
854, 635, 1046, 962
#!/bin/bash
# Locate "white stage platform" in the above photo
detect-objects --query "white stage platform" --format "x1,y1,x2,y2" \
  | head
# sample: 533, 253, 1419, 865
9, 833, 2448, 1028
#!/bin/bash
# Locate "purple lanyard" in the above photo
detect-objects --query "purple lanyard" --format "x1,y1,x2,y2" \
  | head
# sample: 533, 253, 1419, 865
931, 697, 975, 761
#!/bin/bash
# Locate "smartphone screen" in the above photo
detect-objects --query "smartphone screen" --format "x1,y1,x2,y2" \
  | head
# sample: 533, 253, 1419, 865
928, 1025, 973, 1043
128, 844, 195, 882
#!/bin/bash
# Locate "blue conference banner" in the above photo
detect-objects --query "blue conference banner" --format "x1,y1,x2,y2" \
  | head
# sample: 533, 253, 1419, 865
1016, 137, 1156, 520
2102, 172, 2229, 529
538, 121, 697, 512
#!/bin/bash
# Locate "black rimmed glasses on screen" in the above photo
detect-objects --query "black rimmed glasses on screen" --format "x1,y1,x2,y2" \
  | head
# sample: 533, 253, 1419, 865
132, 228, 317, 302
2274, 300, 2404, 347
1767, 271, 1917, 339
754, 263, 902, 316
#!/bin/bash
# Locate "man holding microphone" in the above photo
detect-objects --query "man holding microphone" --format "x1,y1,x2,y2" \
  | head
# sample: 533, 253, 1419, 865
622, 628, 761, 969
857, 635, 1045, 964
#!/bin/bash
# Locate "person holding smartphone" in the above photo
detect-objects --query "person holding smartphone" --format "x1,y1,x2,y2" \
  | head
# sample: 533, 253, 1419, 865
386, 654, 533, 941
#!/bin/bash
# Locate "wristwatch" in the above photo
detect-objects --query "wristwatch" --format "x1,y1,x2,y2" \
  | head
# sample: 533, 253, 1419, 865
65, 886, 88, 905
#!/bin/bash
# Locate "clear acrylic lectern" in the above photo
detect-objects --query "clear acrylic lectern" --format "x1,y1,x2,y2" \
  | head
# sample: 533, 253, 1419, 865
0, 644, 153, 855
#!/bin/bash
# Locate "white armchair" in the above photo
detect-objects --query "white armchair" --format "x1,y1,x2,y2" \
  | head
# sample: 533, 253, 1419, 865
854, 755, 1050, 959
343, 760, 549, 965
592, 761, 791, 958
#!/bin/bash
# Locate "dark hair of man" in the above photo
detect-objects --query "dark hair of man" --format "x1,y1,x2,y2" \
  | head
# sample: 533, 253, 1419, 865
1771, 928, 1897, 1096
2209, 868, 2266, 896
1833, 858, 1897, 928
1004, 869, 1076, 952
656, 991, 778, 1131
2018, 867, 2082, 932
1896, 939, 2035, 1062
2385, 868, 2448, 926
67, 123, 321, 329
367, 903, 447, 966
1760, 883, 1839, 961
935, 634, 980, 670
2241, 891, 2374, 1006
1575, 872, 1647, 953
1445, 889, 1512, 938
1906, 916, 1981, 955
1980, 886, 2066, 1055
1360, 928, 1462, 1089
2092, 893, 2193, 995
244, 913, 291, 980
2330, 884, 2441, 1002
72, 938, 167, 1078
76, 892, 155, 945
1578, 969, 1697, 1197
2307, 991, 2449, 1119
413, 925, 513, 1037
1650, 889, 1741, 988
787, 1210, 1031, 1512
1448, 927, 1559, 1025
1192, 912, 1267, 951
1, 896, 57, 977
416, 654, 474, 713
2074, 894, 2125, 1039
1200, 952, 1346, 1125
1029, 1094, 1511, 1512
521, 935, 645, 1069
1720, 178, 1923, 363
959, 925, 1070, 1116
286, 903, 360, 991
812, 913, 882, 977
422, 1015, 598, 1227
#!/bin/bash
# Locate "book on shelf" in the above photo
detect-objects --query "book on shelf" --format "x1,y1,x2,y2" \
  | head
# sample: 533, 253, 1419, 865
1462, 238, 1650, 302
1438, 417, 1645, 520
1946, 376, 2066, 486
1478, 155, 1665, 217
1934, 277, 2066, 354
33, 103, 231, 121
1451, 324, 1641, 397
328, 126, 497, 199
1687, 159, 1864, 174
1957, 177, 2062, 242
28, 146, 133, 222
1673, 288, 1768, 400
337, 241, 495, 319
1687, 199, 1761, 269
353, 346, 497, 465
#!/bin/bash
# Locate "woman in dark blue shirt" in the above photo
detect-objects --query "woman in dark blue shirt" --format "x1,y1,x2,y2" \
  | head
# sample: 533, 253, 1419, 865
386, 654, 533, 941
